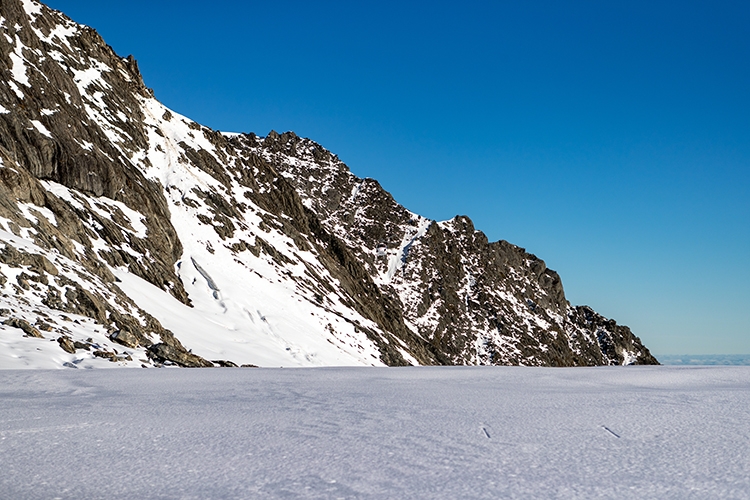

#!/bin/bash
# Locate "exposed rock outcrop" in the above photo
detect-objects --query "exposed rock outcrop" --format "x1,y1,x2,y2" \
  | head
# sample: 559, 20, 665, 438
4, 317, 43, 338
0, 0, 657, 368
147, 344, 214, 368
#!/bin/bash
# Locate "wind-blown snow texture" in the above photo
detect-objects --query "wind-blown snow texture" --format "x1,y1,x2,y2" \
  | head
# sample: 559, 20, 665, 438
0, 0, 656, 368
1, 366, 749, 499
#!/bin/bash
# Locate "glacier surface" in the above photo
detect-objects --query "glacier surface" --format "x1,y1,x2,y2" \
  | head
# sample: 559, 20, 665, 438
1, 366, 748, 499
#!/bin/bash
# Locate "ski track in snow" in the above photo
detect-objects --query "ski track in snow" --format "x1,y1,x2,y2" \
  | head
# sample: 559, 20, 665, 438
1, 366, 749, 499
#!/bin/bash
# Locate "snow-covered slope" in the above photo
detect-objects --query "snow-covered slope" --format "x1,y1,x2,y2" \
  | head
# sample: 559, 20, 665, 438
0, 0, 656, 368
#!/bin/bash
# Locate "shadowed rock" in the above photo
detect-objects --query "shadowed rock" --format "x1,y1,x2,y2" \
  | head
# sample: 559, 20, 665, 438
4, 318, 43, 338
147, 344, 214, 368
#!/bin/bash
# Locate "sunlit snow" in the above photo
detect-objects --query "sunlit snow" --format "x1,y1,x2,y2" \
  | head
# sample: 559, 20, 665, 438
1, 366, 748, 499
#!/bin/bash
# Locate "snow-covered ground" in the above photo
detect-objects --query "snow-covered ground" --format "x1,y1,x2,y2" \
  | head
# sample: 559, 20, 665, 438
1, 366, 748, 499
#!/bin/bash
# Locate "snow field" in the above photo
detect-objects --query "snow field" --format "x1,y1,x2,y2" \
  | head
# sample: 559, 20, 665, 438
1, 366, 748, 499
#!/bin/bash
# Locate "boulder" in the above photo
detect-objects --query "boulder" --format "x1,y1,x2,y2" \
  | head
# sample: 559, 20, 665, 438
93, 350, 117, 362
57, 336, 76, 354
110, 329, 139, 348
212, 360, 239, 367
147, 343, 214, 368
3, 318, 43, 338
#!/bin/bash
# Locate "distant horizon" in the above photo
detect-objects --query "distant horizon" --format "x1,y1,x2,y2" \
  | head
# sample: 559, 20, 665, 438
42, 0, 750, 355
654, 354, 750, 366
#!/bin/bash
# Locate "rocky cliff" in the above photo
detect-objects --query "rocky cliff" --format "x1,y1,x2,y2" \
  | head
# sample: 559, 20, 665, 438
0, 0, 657, 368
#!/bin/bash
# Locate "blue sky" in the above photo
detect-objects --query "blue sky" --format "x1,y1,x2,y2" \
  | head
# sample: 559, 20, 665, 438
45, 0, 749, 355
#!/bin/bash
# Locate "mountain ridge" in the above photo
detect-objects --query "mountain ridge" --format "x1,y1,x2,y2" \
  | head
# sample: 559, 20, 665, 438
0, 0, 657, 368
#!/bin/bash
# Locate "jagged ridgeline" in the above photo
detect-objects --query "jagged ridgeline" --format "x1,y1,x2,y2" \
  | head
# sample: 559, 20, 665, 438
0, 0, 657, 368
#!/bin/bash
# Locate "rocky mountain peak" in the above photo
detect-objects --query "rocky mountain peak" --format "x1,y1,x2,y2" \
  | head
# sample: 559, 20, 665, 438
0, 0, 657, 369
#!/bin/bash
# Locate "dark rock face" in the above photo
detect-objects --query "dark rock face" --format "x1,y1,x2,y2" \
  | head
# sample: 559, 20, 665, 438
147, 343, 214, 368
4, 317, 42, 338
109, 329, 139, 348
0, 0, 657, 367
241, 132, 658, 366
57, 335, 75, 353
0, 0, 187, 304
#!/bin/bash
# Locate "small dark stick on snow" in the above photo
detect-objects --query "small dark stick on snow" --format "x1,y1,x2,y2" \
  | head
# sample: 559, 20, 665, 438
602, 426, 621, 438
482, 427, 491, 439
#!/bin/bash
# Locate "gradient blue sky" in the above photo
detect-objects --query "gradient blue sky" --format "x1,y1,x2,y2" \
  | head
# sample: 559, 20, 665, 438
44, 0, 749, 355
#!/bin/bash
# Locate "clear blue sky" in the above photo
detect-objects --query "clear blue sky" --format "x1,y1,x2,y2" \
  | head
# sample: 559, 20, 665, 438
44, 0, 749, 355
